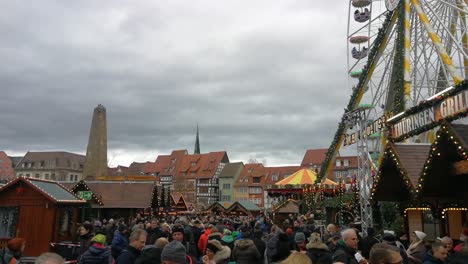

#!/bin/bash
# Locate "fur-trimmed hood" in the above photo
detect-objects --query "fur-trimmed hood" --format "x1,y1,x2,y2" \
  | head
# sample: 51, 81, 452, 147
212, 246, 231, 263
234, 238, 255, 250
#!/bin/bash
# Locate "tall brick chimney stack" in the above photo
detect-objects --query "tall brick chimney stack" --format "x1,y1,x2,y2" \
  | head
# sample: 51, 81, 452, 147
83, 104, 108, 180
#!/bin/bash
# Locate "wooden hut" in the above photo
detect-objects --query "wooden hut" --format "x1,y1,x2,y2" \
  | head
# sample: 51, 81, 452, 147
0, 177, 85, 256
415, 123, 468, 238
68, 181, 158, 220
371, 143, 431, 236
272, 199, 299, 226
226, 201, 261, 216
206, 201, 233, 215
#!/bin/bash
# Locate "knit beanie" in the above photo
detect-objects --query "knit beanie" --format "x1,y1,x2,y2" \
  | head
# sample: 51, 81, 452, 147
172, 225, 185, 236
161, 241, 186, 264
295, 232, 306, 243
91, 234, 106, 245
413, 231, 427, 241
7, 238, 25, 253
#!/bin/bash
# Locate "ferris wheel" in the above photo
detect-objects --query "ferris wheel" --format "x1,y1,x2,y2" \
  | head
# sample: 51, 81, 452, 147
346, 0, 467, 145
319, 0, 468, 233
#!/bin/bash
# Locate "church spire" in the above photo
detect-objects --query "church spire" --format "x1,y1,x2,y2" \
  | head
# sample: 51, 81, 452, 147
194, 124, 200, 154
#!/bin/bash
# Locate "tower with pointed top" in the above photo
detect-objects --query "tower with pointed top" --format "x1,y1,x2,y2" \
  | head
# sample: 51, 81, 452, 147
83, 104, 108, 180
194, 125, 200, 154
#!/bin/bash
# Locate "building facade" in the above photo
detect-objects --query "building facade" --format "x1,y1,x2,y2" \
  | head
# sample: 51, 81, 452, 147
263, 165, 301, 210
218, 162, 244, 202
15, 151, 85, 182
0, 151, 16, 182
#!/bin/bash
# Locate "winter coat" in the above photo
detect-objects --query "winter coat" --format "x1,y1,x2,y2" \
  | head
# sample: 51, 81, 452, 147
134, 246, 162, 264
407, 241, 427, 264
332, 240, 358, 264
0, 248, 18, 264
306, 243, 333, 264
79, 233, 95, 256
253, 237, 266, 263
232, 239, 261, 264
422, 252, 445, 264
145, 228, 161, 246
359, 236, 379, 259
198, 229, 212, 255
112, 233, 129, 259
116, 246, 141, 264
271, 233, 292, 263
79, 243, 112, 264
211, 245, 231, 264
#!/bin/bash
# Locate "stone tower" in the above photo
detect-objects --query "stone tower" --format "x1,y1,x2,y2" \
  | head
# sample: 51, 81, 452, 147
194, 124, 200, 154
83, 104, 108, 180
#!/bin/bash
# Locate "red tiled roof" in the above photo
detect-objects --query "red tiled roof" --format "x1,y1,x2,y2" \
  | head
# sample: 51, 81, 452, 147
177, 151, 228, 179
301, 149, 328, 167
264, 166, 302, 185
234, 163, 268, 186
332, 156, 359, 169
107, 165, 129, 176
144, 150, 188, 176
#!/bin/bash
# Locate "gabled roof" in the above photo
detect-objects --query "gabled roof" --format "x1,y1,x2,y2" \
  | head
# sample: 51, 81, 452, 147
107, 165, 129, 176
451, 123, 468, 148
227, 200, 261, 212
372, 143, 430, 202
127, 162, 146, 175
177, 151, 229, 179
219, 162, 244, 178
0, 177, 85, 204
234, 163, 267, 186
15, 151, 85, 169
69, 180, 104, 205
144, 150, 188, 176
301, 149, 328, 167
70, 181, 156, 208
264, 166, 301, 185
272, 199, 299, 214
206, 201, 233, 211
392, 143, 431, 187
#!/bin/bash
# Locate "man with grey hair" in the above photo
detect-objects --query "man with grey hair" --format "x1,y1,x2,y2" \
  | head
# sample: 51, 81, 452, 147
332, 229, 367, 264
440, 236, 454, 254
34, 253, 65, 264
116, 229, 147, 264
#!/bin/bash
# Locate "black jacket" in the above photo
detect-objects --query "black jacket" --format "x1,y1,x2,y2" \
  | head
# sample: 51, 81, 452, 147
332, 240, 358, 264
232, 239, 261, 264
79, 244, 112, 264
116, 246, 141, 264
145, 228, 161, 245
135, 246, 162, 264
307, 248, 333, 264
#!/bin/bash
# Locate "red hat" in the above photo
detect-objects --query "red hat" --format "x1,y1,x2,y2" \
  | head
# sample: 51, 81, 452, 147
7, 238, 25, 253
286, 228, 293, 236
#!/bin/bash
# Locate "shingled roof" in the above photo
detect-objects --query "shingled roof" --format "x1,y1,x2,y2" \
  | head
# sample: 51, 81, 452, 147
0, 177, 85, 204
451, 123, 468, 147
71, 181, 157, 208
392, 143, 431, 187
301, 149, 327, 167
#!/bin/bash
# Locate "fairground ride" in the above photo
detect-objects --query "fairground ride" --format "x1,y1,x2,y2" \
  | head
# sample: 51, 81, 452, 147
318, 0, 468, 236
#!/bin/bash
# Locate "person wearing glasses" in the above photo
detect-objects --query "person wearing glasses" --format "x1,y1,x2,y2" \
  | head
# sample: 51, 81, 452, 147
369, 243, 402, 264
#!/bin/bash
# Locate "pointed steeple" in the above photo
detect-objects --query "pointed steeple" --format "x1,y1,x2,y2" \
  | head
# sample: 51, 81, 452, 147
194, 124, 200, 154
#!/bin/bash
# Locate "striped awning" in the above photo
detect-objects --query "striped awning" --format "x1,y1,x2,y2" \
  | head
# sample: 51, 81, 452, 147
275, 168, 317, 185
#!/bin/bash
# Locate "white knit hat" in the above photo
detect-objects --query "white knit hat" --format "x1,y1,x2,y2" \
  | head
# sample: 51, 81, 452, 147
413, 231, 427, 241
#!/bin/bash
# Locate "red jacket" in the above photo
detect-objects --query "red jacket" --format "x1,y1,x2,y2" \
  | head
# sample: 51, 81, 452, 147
197, 229, 211, 255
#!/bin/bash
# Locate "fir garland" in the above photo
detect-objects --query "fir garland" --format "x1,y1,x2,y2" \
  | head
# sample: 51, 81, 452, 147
318, 10, 396, 180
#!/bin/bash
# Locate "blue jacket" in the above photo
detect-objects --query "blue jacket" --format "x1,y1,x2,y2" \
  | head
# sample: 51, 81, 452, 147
112, 233, 129, 258
79, 244, 112, 264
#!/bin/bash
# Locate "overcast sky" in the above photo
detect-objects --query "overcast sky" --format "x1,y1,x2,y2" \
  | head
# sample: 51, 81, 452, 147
0, 1, 353, 167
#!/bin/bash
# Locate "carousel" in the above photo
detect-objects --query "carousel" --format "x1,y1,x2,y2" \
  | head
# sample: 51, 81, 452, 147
268, 168, 338, 214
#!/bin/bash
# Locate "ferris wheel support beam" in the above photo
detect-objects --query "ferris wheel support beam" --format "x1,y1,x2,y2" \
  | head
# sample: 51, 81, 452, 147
319, 12, 398, 182
410, 0, 463, 84
458, 0, 468, 77
404, 0, 412, 109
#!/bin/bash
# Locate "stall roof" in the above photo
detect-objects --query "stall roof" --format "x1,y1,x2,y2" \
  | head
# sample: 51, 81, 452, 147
393, 143, 431, 187
0, 177, 85, 204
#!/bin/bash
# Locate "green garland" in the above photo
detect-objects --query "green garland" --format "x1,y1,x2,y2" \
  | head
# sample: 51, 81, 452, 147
388, 2, 406, 113
318, 11, 395, 180
388, 80, 468, 142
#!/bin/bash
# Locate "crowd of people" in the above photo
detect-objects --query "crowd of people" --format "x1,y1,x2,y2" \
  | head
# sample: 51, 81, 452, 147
2, 213, 468, 264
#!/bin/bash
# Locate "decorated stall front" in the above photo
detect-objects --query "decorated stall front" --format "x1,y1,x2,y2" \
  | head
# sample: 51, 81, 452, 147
0, 177, 85, 256
415, 123, 468, 239
272, 199, 299, 226
226, 201, 261, 216
206, 201, 233, 215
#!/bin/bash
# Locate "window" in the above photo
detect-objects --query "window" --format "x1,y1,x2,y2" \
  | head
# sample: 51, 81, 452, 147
51, 173, 56, 180
171, 158, 176, 164
190, 172, 196, 176
336, 160, 341, 167
249, 187, 262, 194
221, 195, 231, 201
0, 207, 18, 238
45, 173, 49, 180
271, 173, 279, 181
40, 161, 45, 167
181, 172, 186, 176
191, 162, 196, 167
223, 183, 230, 189
344, 159, 349, 166
247, 168, 253, 173
35, 174, 40, 178
253, 177, 261, 183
